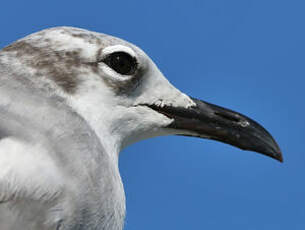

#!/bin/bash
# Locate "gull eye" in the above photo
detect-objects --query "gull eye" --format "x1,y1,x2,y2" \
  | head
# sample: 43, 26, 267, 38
102, 51, 137, 75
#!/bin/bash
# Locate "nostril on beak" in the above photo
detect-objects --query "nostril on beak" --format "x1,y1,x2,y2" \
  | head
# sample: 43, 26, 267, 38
214, 111, 241, 123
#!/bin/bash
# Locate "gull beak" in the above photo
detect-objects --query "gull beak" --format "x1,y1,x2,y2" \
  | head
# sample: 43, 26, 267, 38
148, 97, 282, 162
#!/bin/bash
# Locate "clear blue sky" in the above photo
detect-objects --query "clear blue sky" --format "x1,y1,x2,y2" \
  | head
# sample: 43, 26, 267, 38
0, 0, 304, 229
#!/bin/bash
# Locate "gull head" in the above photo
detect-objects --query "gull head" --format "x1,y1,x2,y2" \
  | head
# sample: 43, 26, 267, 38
2, 27, 282, 161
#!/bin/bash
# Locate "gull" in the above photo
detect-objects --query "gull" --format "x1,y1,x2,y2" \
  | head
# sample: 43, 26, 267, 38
0, 27, 282, 230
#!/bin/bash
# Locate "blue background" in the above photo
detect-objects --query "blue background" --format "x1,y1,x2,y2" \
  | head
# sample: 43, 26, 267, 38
0, 0, 304, 229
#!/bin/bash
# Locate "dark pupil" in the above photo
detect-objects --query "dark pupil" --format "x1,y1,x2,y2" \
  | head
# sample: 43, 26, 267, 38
108, 52, 135, 75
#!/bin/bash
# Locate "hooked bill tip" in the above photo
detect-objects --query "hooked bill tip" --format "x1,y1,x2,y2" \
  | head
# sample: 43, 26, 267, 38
274, 150, 283, 163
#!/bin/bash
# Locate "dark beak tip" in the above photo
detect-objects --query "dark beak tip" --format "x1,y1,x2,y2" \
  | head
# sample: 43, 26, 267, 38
276, 151, 284, 163
257, 138, 283, 162
265, 147, 283, 163
244, 145, 283, 163
271, 141, 283, 163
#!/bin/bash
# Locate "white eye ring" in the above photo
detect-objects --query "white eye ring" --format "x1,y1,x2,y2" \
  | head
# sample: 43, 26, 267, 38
102, 45, 137, 59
